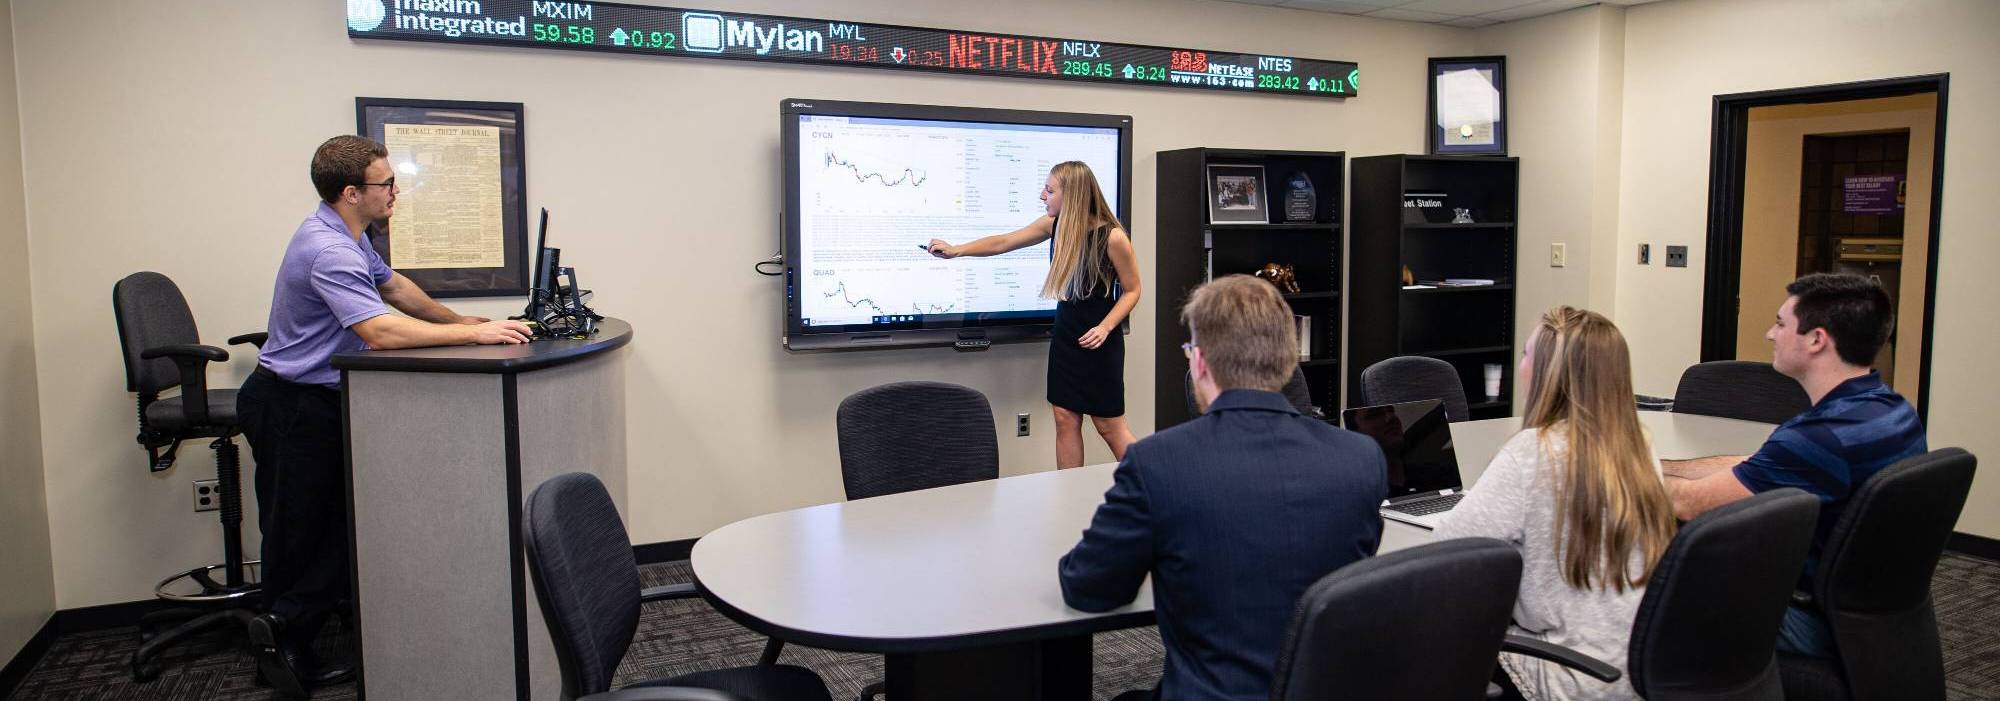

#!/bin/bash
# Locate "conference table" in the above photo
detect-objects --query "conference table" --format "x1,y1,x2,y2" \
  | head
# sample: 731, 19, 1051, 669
690, 411, 1777, 700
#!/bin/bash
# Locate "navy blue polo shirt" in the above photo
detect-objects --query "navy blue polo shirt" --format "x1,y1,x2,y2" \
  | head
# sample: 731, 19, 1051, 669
1732, 370, 1925, 587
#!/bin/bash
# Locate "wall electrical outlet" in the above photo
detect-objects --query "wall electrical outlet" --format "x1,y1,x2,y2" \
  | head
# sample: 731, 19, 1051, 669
1016, 413, 1030, 437
1666, 245, 1689, 268
193, 479, 219, 512
1549, 242, 1567, 268
1639, 243, 1651, 265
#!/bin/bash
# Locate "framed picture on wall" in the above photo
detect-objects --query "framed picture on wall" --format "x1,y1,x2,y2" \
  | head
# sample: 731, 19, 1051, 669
1206, 164, 1268, 224
356, 97, 529, 298
1427, 56, 1507, 156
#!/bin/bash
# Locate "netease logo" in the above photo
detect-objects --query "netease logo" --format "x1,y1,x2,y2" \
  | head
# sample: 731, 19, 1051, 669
348, 0, 387, 32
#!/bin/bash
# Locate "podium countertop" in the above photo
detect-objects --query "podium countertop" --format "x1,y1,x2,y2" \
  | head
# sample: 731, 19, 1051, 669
332, 317, 632, 375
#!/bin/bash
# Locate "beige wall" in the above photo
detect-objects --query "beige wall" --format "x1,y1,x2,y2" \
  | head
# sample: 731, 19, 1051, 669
15, 0, 1464, 607
1615, 0, 1999, 536
0, 0, 54, 663
1737, 95, 1934, 412
1475, 4, 1626, 410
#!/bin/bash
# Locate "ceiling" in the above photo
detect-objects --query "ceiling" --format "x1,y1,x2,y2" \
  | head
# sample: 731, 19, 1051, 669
1209, 0, 1664, 28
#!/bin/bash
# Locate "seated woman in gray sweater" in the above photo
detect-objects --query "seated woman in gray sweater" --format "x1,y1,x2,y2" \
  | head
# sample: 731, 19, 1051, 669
1436, 306, 1677, 701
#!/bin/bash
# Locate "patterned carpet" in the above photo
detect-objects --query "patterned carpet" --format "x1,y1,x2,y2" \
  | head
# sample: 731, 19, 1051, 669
10, 554, 1999, 700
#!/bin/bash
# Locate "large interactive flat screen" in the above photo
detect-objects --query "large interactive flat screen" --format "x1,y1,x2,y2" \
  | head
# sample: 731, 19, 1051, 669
781, 99, 1131, 351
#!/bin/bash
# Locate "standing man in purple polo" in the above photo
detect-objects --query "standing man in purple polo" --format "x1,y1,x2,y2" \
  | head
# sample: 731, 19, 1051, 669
237, 135, 532, 698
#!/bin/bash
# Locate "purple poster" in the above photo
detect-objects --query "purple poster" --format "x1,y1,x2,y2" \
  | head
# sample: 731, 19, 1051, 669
1842, 174, 1904, 215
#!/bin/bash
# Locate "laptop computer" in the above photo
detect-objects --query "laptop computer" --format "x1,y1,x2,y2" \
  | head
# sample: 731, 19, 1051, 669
1341, 399, 1464, 530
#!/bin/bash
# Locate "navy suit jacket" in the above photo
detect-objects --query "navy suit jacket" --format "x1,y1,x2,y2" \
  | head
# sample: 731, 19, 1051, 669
1059, 389, 1387, 701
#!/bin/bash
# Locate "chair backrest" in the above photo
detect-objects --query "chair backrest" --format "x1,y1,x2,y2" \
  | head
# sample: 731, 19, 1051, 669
1270, 538, 1522, 701
1815, 448, 1975, 700
1182, 366, 1314, 418
113, 271, 199, 394
1672, 361, 1811, 425
1359, 356, 1470, 422
836, 381, 998, 501
1628, 488, 1819, 701
523, 472, 641, 698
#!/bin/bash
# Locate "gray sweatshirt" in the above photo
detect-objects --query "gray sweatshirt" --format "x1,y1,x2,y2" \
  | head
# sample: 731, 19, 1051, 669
1435, 429, 1658, 701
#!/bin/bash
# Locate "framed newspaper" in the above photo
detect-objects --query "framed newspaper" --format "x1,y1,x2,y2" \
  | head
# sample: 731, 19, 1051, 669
356, 97, 529, 298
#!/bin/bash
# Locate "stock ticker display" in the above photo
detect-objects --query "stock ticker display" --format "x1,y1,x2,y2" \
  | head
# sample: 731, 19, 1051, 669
346, 0, 1361, 99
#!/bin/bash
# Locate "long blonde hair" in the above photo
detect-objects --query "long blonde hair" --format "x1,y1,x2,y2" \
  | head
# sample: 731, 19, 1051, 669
1523, 306, 1677, 593
1040, 161, 1124, 300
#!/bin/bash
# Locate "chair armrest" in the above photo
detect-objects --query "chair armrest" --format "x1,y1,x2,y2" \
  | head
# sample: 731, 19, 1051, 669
1501, 635, 1621, 683
228, 332, 269, 348
580, 687, 746, 701
640, 583, 699, 604
140, 344, 228, 425
141, 344, 228, 362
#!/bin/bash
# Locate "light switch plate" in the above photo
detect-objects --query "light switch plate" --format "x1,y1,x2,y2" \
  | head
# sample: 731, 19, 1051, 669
1550, 243, 1567, 268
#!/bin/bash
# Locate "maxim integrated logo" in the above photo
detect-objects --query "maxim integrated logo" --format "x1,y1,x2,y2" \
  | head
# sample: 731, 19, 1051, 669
348, 0, 387, 32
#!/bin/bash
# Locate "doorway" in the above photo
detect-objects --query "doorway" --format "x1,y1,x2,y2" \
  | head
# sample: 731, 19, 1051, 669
1701, 76, 1946, 418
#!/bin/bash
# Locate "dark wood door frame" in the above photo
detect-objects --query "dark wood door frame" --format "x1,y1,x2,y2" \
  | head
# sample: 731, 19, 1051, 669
1701, 74, 1947, 420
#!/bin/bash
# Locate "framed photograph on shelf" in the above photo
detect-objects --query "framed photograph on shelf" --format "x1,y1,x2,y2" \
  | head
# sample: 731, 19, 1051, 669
356, 97, 528, 298
1206, 164, 1268, 224
1427, 56, 1507, 156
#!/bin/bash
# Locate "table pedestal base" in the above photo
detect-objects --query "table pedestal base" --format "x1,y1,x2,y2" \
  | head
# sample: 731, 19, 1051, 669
883, 635, 1093, 701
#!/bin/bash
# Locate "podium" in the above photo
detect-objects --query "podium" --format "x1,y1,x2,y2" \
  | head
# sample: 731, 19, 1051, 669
333, 318, 631, 701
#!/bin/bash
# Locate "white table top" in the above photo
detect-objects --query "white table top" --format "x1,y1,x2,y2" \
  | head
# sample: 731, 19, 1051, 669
1378, 410, 1777, 554
692, 411, 1776, 653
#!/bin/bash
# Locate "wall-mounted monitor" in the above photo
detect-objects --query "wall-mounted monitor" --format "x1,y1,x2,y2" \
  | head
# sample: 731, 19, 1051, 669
780, 98, 1132, 351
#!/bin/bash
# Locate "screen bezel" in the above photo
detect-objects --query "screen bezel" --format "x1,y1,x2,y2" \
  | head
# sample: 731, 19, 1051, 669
780, 98, 1133, 351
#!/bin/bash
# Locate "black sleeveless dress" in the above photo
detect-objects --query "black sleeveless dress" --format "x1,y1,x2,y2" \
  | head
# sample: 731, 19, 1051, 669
1047, 222, 1124, 417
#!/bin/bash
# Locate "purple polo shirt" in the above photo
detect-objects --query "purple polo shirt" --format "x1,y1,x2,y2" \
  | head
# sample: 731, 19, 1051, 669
258, 203, 394, 388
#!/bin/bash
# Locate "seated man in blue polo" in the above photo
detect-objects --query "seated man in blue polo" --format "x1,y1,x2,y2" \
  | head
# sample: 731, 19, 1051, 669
1057, 275, 1387, 701
1665, 272, 1926, 658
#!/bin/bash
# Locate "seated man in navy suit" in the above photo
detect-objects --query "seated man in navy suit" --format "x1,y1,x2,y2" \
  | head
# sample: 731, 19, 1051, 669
1058, 275, 1388, 701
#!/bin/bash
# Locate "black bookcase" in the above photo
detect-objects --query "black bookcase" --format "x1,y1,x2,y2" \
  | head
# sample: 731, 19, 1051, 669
1154, 148, 1345, 430
1348, 155, 1519, 420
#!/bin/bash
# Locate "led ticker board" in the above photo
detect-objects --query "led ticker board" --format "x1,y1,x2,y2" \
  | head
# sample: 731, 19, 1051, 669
346, 0, 1360, 99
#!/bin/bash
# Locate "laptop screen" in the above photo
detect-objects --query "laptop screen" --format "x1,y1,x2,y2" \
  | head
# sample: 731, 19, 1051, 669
1341, 399, 1462, 498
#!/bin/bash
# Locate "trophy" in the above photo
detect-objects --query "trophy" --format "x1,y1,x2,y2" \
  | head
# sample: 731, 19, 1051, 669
1254, 263, 1301, 294
1282, 172, 1316, 223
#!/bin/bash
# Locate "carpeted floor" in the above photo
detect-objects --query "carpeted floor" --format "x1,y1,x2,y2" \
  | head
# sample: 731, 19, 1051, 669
11, 553, 2000, 700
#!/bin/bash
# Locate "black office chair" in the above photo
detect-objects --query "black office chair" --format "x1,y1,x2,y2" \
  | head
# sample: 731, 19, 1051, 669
1359, 356, 1471, 422
833, 381, 999, 699
524, 472, 834, 701
1777, 448, 1976, 701
1513, 488, 1821, 700
1271, 538, 1532, 700
837, 381, 999, 500
1182, 366, 1316, 418
112, 271, 267, 681
1672, 361, 1811, 425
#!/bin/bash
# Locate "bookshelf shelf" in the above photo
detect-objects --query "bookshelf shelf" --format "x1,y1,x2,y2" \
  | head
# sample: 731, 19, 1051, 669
1350, 155, 1520, 420
1156, 147, 1346, 429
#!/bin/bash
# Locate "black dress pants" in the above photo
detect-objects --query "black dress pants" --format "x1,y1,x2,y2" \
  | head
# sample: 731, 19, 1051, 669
238, 369, 350, 648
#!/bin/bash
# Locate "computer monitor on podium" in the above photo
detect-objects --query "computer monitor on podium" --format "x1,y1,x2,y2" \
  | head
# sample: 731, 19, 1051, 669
526, 208, 559, 320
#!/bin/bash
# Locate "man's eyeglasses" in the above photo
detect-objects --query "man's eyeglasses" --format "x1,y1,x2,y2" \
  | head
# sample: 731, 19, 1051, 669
356, 178, 396, 190
1181, 341, 1197, 358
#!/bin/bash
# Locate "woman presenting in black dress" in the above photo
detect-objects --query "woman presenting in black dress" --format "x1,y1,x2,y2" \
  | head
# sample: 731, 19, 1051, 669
927, 161, 1141, 468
